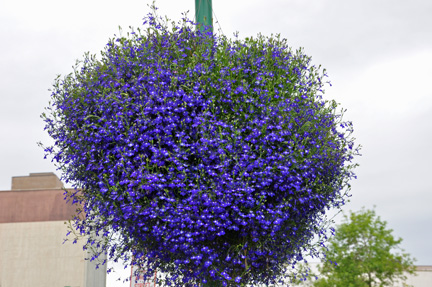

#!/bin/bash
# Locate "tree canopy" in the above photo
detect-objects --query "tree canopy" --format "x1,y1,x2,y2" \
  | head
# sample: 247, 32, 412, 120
313, 209, 415, 287
41, 7, 359, 287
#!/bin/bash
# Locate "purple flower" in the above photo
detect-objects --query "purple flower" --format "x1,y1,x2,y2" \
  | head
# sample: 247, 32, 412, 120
41, 7, 359, 287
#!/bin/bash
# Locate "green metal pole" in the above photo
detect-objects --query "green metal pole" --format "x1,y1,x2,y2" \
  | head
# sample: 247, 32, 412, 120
195, 0, 213, 34
196, 2, 214, 285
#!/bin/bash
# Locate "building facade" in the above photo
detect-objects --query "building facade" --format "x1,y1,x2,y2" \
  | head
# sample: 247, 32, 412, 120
0, 172, 106, 287
292, 262, 432, 287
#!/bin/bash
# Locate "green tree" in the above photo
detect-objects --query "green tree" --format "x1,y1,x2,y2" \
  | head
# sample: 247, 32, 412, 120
313, 209, 415, 287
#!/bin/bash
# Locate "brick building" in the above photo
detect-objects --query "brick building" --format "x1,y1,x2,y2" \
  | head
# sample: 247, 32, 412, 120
0, 172, 106, 287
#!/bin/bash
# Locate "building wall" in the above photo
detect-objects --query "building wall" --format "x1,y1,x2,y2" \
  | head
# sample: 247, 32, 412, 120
291, 262, 432, 287
0, 188, 78, 223
11, 172, 64, 190
403, 266, 432, 287
0, 221, 85, 287
0, 173, 106, 287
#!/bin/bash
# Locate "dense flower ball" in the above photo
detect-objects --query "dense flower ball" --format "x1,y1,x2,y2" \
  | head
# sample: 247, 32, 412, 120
42, 11, 358, 287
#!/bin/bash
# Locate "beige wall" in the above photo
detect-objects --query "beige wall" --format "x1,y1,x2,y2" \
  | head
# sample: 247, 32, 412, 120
11, 172, 64, 190
0, 221, 86, 287
403, 266, 432, 287
289, 262, 432, 287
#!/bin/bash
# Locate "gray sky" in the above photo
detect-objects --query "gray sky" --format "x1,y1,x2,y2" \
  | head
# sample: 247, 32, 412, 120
1, 0, 431, 284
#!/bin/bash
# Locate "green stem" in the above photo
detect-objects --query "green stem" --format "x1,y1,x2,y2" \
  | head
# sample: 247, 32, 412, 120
202, 280, 222, 287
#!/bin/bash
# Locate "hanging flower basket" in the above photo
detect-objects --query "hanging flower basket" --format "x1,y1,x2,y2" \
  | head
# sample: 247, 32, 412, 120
41, 9, 359, 287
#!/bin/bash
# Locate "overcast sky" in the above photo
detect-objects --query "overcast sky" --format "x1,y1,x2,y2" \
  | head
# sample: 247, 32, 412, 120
1, 0, 431, 285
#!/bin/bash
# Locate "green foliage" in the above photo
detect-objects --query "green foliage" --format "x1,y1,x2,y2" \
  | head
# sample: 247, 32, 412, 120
313, 209, 416, 287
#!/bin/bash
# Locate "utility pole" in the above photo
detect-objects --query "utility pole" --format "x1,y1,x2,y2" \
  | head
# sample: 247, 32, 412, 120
195, 0, 213, 33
